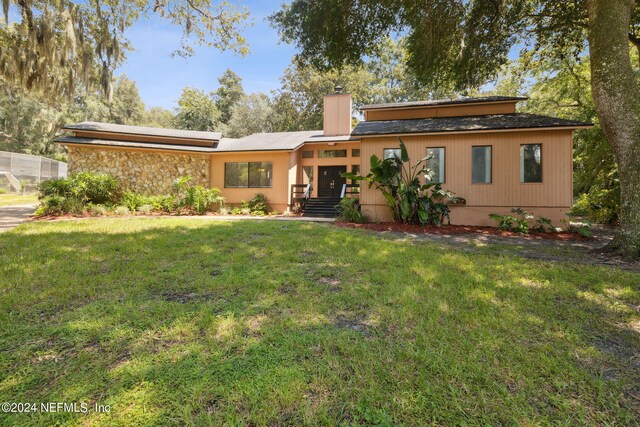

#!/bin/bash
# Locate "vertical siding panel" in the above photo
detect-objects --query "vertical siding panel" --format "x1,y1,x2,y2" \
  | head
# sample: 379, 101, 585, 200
360, 129, 574, 210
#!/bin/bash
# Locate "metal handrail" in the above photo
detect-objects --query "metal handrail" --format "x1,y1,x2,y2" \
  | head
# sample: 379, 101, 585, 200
340, 183, 360, 199
290, 183, 313, 211
303, 183, 312, 200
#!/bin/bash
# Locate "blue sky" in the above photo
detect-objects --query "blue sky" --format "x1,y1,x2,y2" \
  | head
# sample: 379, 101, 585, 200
116, 1, 295, 110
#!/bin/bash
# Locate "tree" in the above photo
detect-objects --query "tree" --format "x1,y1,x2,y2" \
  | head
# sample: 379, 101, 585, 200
173, 87, 220, 131
0, 91, 63, 156
272, 59, 371, 131
142, 107, 175, 129
214, 69, 245, 124
0, 76, 156, 158
271, 0, 640, 258
0, 0, 250, 102
271, 37, 458, 133
109, 75, 145, 125
226, 93, 275, 138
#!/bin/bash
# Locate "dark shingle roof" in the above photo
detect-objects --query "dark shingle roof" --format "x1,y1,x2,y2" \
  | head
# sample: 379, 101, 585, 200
215, 131, 323, 152
360, 96, 528, 111
62, 121, 222, 141
351, 113, 592, 136
56, 130, 354, 153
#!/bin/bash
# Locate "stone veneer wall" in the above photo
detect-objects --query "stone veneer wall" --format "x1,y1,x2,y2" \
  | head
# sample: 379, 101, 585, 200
67, 146, 210, 194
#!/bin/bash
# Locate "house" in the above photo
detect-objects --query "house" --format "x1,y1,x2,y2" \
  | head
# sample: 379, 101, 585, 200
55, 90, 591, 226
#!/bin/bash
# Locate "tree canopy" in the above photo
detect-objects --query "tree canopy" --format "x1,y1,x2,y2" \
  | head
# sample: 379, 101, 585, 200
173, 86, 220, 132
271, 0, 639, 91
214, 69, 245, 125
0, 0, 250, 102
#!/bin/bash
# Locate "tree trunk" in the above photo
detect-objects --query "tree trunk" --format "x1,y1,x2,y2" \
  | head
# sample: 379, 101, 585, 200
587, 0, 640, 258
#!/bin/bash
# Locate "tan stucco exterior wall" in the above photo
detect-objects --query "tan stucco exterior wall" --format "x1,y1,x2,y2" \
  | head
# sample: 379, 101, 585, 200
209, 151, 294, 212
358, 129, 574, 227
66, 145, 210, 194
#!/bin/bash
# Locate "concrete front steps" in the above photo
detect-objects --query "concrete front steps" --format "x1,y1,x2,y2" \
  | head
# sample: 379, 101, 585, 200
301, 197, 341, 218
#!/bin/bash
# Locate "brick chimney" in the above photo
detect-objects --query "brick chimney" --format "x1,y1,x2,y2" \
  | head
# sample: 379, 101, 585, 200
323, 86, 352, 136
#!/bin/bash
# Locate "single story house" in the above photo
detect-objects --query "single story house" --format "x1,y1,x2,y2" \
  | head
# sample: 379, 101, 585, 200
55, 91, 591, 226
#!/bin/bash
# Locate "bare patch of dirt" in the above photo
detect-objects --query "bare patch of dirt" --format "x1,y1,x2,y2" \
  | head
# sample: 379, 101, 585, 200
317, 276, 341, 290
333, 315, 372, 336
161, 291, 214, 303
278, 284, 297, 295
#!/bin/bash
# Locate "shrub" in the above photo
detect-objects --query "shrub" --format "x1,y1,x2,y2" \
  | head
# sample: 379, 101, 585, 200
35, 195, 66, 216
146, 195, 175, 212
531, 217, 557, 233
114, 206, 130, 216
88, 204, 108, 216
173, 176, 224, 215
241, 193, 270, 215
489, 209, 557, 234
562, 218, 594, 238
571, 187, 620, 224
488, 213, 518, 231
489, 208, 536, 234
0, 188, 7, 194
39, 172, 121, 205
219, 207, 230, 215
36, 172, 121, 216
137, 204, 153, 214
336, 197, 364, 223
240, 207, 252, 215
344, 139, 462, 225
72, 172, 121, 204
122, 190, 146, 211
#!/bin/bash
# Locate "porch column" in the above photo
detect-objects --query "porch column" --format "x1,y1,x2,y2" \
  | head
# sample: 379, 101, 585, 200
287, 151, 299, 212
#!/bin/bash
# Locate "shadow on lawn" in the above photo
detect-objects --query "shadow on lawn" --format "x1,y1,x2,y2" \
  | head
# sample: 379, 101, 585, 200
0, 219, 638, 425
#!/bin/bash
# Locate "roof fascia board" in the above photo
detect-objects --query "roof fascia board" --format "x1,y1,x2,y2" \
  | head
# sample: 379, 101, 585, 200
354, 125, 592, 139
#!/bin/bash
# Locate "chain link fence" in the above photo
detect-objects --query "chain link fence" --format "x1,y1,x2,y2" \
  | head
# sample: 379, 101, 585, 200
0, 151, 68, 193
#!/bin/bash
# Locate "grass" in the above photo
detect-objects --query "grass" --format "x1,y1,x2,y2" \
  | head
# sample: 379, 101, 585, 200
0, 193, 38, 207
0, 218, 639, 426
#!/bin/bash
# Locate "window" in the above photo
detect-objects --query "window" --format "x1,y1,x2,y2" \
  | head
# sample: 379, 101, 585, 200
520, 144, 542, 183
225, 162, 272, 188
472, 146, 492, 183
383, 148, 402, 160
352, 149, 360, 157
302, 166, 313, 186
302, 150, 314, 159
426, 147, 445, 183
350, 165, 361, 183
318, 149, 347, 158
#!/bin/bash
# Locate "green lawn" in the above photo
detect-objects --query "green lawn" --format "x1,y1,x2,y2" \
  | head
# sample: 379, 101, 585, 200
0, 193, 38, 207
0, 219, 638, 426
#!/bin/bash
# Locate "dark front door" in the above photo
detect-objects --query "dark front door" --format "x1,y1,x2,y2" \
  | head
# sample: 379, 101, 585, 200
318, 166, 347, 198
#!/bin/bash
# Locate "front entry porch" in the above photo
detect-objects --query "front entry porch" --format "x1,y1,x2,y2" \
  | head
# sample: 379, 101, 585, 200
290, 165, 359, 218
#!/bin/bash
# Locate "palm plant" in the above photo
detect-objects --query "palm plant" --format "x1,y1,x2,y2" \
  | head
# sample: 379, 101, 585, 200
344, 139, 463, 225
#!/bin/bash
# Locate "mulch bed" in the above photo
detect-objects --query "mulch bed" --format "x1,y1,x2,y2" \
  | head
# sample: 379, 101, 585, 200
335, 222, 590, 241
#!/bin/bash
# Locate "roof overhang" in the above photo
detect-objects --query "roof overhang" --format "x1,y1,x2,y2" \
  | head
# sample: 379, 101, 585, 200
360, 96, 529, 111
352, 126, 593, 140
62, 122, 221, 142
55, 136, 218, 154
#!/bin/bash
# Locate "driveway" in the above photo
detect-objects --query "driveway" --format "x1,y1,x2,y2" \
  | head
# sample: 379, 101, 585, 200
0, 203, 36, 233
